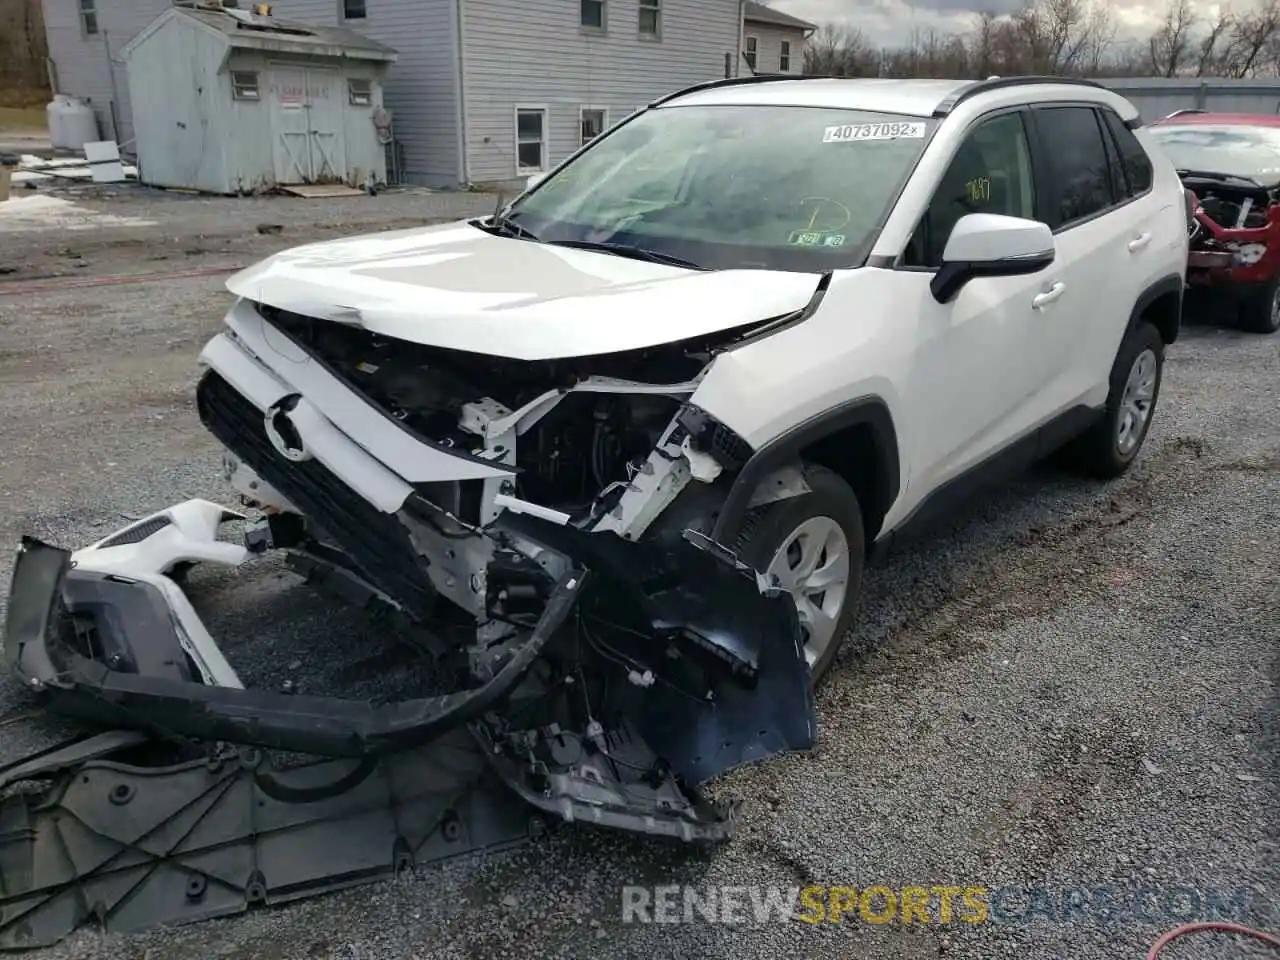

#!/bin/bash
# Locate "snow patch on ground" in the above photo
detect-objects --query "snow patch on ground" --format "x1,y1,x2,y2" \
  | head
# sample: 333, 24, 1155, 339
0, 194, 156, 232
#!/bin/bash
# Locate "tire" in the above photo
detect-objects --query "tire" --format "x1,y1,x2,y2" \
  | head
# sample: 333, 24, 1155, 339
1238, 276, 1280, 334
1060, 321, 1164, 479
731, 463, 865, 685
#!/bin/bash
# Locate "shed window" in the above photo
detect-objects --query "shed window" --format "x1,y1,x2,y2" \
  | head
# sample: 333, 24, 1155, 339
580, 107, 607, 145
516, 107, 547, 173
343, 0, 367, 18
79, 0, 98, 36
780, 40, 791, 71
744, 36, 758, 70
638, 0, 660, 37
348, 78, 372, 105
581, 0, 605, 30
231, 71, 260, 101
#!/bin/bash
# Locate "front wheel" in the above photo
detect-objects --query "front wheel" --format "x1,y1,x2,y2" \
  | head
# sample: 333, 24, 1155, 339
731, 464, 865, 685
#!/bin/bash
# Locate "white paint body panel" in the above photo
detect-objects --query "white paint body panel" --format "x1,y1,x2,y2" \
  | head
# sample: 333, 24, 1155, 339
224, 221, 821, 360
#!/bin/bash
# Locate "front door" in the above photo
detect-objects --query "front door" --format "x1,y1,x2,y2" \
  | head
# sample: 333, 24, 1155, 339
895, 109, 1066, 497
269, 65, 347, 184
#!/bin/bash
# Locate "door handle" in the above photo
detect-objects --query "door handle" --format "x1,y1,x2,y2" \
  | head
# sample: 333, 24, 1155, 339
1128, 232, 1152, 252
1032, 281, 1066, 310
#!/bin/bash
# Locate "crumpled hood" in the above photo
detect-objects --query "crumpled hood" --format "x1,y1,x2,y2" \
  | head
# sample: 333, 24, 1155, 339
225, 220, 822, 360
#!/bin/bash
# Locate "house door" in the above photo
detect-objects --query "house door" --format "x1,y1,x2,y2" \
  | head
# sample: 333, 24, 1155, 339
269, 65, 347, 183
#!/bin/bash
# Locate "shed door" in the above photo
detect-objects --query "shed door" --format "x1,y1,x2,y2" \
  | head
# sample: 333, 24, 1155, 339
268, 64, 347, 184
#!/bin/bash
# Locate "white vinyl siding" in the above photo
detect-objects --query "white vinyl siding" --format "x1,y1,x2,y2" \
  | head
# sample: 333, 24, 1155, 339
741, 21, 807, 75
462, 0, 741, 184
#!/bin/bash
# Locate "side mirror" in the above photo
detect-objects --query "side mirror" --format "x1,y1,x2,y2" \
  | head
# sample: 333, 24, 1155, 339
526, 172, 547, 191
930, 213, 1055, 304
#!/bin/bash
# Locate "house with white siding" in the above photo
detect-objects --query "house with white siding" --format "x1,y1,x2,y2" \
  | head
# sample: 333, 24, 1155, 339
41, 0, 751, 189
742, 1, 814, 77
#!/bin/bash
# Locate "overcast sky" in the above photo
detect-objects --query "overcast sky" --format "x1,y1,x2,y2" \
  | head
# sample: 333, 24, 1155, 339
770, 0, 1217, 49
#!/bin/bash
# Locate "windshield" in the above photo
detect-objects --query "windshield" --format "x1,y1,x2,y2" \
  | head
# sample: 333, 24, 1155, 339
1149, 123, 1280, 183
503, 104, 937, 272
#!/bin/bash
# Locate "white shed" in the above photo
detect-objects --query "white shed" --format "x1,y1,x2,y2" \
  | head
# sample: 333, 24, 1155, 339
120, 3, 397, 195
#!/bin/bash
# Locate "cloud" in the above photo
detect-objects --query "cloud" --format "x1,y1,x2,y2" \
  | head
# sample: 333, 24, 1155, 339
770, 0, 1246, 46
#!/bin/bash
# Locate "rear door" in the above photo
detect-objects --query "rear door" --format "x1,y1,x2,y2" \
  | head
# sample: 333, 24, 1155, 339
1024, 104, 1155, 412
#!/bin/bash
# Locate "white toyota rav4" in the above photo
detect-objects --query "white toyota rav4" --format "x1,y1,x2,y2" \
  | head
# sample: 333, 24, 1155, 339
5, 76, 1192, 846
202, 75, 1187, 679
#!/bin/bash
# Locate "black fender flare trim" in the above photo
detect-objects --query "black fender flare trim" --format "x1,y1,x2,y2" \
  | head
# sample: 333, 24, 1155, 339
1130, 273, 1184, 343
708, 396, 901, 543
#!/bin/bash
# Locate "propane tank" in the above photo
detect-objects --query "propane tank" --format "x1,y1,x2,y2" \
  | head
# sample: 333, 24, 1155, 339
47, 95, 100, 152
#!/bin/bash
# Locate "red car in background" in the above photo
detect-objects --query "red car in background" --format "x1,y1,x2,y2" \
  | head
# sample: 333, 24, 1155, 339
1148, 110, 1280, 334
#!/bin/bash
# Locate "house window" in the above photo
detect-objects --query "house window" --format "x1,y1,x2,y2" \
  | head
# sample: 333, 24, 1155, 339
231, 71, 260, 101
516, 107, 547, 173
78, 0, 98, 36
343, 0, 367, 18
581, 0, 605, 30
638, 0, 660, 37
348, 78, 373, 105
744, 36, 757, 70
580, 107, 607, 145
780, 40, 791, 71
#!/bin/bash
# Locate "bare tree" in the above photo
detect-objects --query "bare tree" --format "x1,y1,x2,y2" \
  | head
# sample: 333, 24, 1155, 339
1221, 0, 1280, 77
803, 22, 878, 77
1147, 0, 1198, 76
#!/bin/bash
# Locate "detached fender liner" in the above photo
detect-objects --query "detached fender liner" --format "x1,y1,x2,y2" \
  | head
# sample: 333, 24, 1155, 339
5, 537, 583, 758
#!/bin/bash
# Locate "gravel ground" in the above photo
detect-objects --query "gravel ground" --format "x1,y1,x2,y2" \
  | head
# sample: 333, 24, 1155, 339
0, 185, 1276, 960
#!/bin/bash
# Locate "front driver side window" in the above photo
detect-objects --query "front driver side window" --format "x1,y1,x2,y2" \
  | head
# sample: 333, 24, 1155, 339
903, 112, 1037, 268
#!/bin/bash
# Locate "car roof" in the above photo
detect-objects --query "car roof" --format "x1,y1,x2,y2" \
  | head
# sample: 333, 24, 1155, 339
660, 75, 1129, 120
666, 78, 971, 116
1150, 111, 1280, 128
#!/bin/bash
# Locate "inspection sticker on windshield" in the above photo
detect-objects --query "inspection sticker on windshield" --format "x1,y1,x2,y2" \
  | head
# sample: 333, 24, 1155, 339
823, 121, 926, 143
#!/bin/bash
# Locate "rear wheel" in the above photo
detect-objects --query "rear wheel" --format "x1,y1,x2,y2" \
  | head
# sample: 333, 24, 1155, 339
1059, 321, 1164, 479
731, 464, 865, 684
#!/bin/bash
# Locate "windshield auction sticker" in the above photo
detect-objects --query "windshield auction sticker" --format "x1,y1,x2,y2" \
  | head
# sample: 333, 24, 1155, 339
823, 122, 926, 143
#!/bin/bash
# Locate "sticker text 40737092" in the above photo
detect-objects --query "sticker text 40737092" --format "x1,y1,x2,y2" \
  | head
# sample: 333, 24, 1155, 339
822, 122, 927, 143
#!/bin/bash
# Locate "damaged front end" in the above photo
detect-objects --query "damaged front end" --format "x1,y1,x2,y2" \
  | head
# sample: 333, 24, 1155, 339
1183, 173, 1280, 286
0, 301, 816, 946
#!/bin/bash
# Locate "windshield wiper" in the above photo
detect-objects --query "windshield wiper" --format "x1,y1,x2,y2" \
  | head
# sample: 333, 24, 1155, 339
1176, 168, 1264, 188
488, 213, 541, 241
543, 239, 707, 270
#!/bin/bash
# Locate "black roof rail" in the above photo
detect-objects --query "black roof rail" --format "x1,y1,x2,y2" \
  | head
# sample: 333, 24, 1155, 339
933, 75, 1106, 116
648, 72, 817, 108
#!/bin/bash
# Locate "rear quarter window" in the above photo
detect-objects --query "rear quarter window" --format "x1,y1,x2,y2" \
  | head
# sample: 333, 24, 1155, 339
1102, 111, 1154, 195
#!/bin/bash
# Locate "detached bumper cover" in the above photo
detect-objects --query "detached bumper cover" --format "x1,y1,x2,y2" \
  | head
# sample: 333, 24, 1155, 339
4, 536, 582, 758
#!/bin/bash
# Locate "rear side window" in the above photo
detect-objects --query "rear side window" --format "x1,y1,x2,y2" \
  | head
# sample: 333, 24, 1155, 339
1101, 110, 1154, 196
1033, 106, 1114, 229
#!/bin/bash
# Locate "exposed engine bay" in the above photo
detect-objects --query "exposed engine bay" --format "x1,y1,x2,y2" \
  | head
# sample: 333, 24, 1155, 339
1, 296, 820, 948
258, 302, 720, 516
1183, 175, 1280, 282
